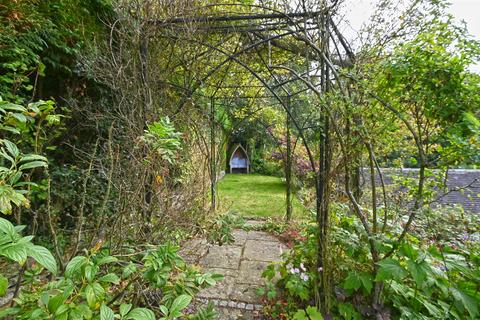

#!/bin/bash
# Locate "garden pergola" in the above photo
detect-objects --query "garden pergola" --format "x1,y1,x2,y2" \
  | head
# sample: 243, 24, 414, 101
133, 1, 355, 307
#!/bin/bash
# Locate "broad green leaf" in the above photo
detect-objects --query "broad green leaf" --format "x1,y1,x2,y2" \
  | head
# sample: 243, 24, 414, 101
122, 262, 137, 278
100, 304, 114, 320
18, 160, 47, 171
19, 154, 47, 163
400, 243, 417, 260
2, 140, 19, 158
406, 260, 428, 287
85, 282, 104, 309
65, 256, 88, 278
48, 294, 67, 314
0, 126, 20, 135
11, 113, 26, 123
343, 271, 361, 291
85, 265, 95, 282
1, 243, 27, 265
159, 305, 168, 316
0, 307, 20, 318
338, 303, 361, 320
0, 103, 25, 112
170, 294, 192, 314
451, 287, 478, 318
97, 256, 118, 266
120, 304, 132, 317
99, 273, 120, 284
126, 308, 155, 320
306, 306, 323, 320
0, 217, 15, 237
359, 273, 373, 294
292, 309, 308, 320
26, 245, 57, 274
421, 298, 443, 318
376, 258, 407, 281
0, 148, 14, 164
0, 274, 7, 297
70, 304, 92, 319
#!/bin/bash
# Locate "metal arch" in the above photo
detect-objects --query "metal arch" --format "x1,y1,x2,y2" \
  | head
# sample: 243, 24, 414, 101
137, 5, 350, 181
168, 34, 318, 176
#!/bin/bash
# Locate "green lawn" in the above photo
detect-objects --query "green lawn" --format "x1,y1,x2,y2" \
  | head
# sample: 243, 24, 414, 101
217, 173, 308, 218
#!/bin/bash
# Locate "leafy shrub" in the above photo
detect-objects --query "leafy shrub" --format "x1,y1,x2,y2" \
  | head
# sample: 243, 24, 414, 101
140, 117, 182, 165
1, 241, 222, 319
0, 217, 57, 300
260, 207, 480, 319
251, 158, 283, 177
207, 212, 245, 245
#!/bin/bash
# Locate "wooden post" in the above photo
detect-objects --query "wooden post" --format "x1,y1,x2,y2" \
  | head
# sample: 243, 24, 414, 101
316, 5, 332, 313
210, 97, 217, 211
285, 95, 293, 222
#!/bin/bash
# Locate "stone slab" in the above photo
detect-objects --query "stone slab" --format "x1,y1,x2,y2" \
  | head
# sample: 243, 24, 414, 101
197, 275, 235, 299
243, 240, 286, 262
237, 260, 270, 285
245, 231, 279, 242
205, 267, 239, 278
216, 306, 261, 320
229, 283, 262, 303
179, 238, 208, 263
231, 230, 248, 246
201, 245, 242, 269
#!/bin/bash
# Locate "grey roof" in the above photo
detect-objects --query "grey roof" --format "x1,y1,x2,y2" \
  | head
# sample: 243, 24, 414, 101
362, 168, 480, 213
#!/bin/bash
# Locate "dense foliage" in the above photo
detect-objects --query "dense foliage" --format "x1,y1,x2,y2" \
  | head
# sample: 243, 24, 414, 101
0, 0, 479, 319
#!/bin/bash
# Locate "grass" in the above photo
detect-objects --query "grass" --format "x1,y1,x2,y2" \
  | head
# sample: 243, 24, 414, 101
217, 173, 308, 218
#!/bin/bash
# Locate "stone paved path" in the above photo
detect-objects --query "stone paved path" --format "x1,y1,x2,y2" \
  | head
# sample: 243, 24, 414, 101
180, 223, 287, 320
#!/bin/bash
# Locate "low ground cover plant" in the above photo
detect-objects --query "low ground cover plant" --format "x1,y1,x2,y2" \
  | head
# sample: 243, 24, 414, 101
259, 206, 480, 319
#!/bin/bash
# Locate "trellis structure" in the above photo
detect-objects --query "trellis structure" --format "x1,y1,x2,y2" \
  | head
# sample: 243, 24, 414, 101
133, 0, 355, 311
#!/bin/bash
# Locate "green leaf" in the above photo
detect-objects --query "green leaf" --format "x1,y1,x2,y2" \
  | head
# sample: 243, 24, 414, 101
85, 265, 95, 282
359, 272, 373, 294
159, 305, 168, 316
99, 273, 120, 284
399, 243, 417, 260
292, 309, 308, 320
451, 287, 478, 318
0, 217, 15, 237
120, 304, 132, 317
2, 140, 19, 159
1, 243, 27, 265
26, 245, 57, 274
306, 306, 323, 320
122, 262, 137, 278
170, 294, 192, 314
47, 293, 66, 314
100, 304, 115, 320
97, 256, 118, 266
0, 274, 8, 297
54, 304, 69, 317
0, 307, 18, 318
70, 304, 92, 319
85, 282, 104, 309
0, 149, 15, 164
126, 308, 155, 320
344, 271, 361, 291
376, 258, 407, 281
11, 113, 26, 123
338, 303, 361, 320
0, 103, 26, 112
406, 260, 428, 287
65, 256, 87, 278
19, 154, 47, 163
18, 160, 47, 171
